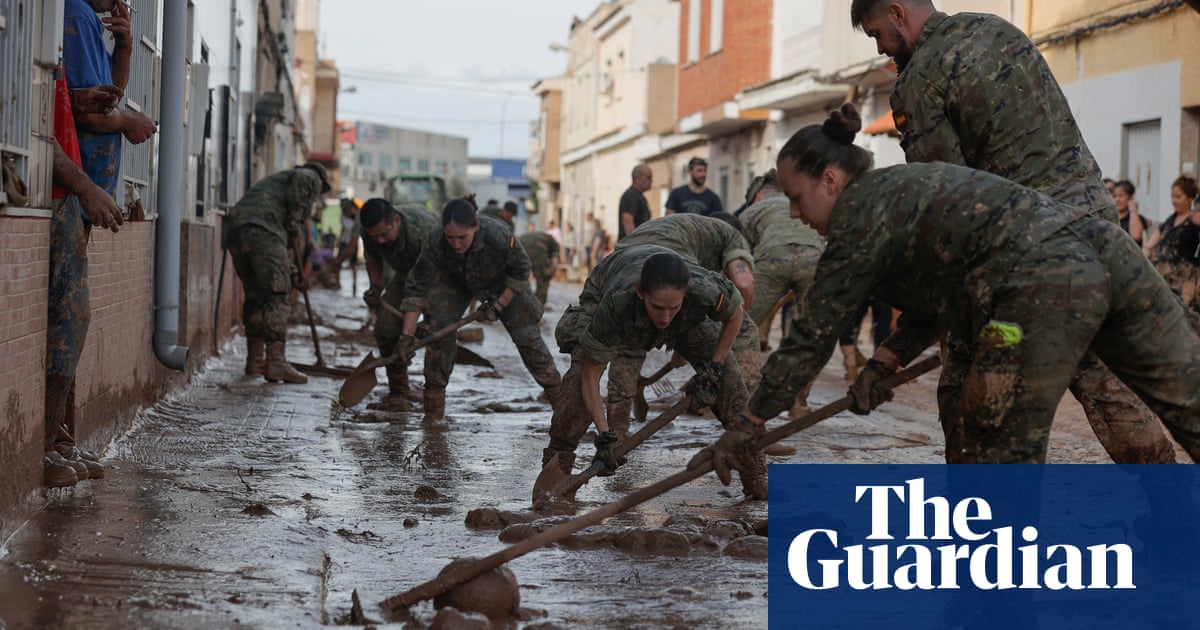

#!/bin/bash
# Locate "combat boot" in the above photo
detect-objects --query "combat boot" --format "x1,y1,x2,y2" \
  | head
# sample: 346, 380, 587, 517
264, 341, 308, 384
53, 442, 105, 479
423, 387, 446, 422
367, 364, 412, 411
740, 451, 769, 501
245, 337, 266, 376
541, 448, 576, 475
48, 450, 88, 481
44, 454, 78, 488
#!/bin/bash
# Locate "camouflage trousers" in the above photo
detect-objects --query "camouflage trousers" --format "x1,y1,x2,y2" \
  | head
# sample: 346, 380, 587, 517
46, 196, 91, 445
531, 265, 554, 307
748, 244, 822, 343
228, 225, 292, 342
374, 273, 412, 356
547, 318, 751, 454
944, 219, 1200, 464
422, 283, 560, 391
604, 316, 761, 437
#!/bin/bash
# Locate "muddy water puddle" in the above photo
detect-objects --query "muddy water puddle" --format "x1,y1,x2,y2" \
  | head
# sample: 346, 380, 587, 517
1, 274, 1121, 628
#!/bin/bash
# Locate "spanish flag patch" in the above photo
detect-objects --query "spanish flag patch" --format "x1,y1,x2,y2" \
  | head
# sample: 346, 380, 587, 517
893, 111, 908, 132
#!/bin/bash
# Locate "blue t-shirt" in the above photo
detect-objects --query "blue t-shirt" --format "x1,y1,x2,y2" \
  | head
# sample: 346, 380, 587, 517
664, 185, 724, 216
63, 0, 122, 196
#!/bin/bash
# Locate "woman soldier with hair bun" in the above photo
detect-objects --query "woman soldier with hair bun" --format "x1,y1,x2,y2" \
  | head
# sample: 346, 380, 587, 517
694, 103, 1200, 477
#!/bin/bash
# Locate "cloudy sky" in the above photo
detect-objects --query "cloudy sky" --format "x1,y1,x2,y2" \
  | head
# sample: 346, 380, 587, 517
318, 0, 606, 159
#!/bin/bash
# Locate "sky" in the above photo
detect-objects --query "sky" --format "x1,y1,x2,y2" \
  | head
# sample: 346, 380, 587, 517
318, 0, 607, 160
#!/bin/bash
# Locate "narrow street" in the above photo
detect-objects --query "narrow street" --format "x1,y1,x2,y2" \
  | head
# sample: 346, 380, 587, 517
0, 272, 1123, 629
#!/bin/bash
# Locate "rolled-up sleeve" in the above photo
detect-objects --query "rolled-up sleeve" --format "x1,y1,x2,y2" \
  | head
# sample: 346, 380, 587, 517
502, 232, 533, 294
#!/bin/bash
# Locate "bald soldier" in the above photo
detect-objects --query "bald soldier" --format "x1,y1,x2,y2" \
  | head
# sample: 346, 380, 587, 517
359, 198, 440, 407
850, 0, 1176, 463
608, 213, 760, 433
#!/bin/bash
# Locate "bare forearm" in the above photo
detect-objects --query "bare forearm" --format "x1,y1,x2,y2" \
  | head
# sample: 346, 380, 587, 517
402, 311, 420, 337
726, 259, 755, 310
582, 358, 608, 432
75, 108, 128, 134
713, 309, 742, 364
51, 141, 94, 196
111, 45, 132, 90
621, 213, 635, 236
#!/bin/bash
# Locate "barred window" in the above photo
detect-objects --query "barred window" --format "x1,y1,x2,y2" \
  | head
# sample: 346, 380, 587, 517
120, 0, 161, 213
0, 0, 34, 203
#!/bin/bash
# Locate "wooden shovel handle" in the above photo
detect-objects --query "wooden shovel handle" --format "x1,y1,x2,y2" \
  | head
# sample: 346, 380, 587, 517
379, 353, 941, 613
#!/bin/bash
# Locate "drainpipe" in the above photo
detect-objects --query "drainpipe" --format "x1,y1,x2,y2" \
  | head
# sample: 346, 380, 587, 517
153, 0, 189, 370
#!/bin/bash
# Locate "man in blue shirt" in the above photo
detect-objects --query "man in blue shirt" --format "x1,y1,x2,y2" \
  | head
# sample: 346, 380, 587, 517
665, 157, 724, 216
63, 0, 157, 197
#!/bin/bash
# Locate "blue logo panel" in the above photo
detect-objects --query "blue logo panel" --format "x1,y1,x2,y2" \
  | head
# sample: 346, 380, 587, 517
768, 465, 1200, 629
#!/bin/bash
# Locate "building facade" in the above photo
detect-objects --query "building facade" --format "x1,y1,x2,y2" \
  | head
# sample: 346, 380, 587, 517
338, 121, 468, 200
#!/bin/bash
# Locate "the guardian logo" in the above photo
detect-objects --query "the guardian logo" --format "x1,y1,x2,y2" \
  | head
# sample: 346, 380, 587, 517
787, 478, 1136, 591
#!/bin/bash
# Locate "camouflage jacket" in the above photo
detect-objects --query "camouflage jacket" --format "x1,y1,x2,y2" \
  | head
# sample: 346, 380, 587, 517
400, 215, 532, 311
562, 245, 742, 364
892, 12, 1116, 222
518, 231, 560, 272
362, 204, 439, 277
614, 213, 753, 273
479, 207, 514, 231
738, 194, 824, 256
751, 163, 1089, 418
228, 169, 323, 243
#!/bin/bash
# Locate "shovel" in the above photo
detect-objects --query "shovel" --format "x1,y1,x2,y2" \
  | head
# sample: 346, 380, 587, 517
532, 396, 691, 508
377, 301, 496, 370
632, 361, 680, 423
378, 353, 942, 615
338, 311, 485, 407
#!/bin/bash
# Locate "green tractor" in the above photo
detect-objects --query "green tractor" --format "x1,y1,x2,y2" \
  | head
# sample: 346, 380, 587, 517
385, 174, 447, 212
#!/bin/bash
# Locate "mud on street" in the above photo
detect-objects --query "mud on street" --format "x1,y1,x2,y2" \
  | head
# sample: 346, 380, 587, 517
0, 272, 1133, 629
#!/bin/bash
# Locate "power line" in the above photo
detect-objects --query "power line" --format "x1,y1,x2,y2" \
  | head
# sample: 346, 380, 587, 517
340, 108, 535, 126
340, 69, 537, 96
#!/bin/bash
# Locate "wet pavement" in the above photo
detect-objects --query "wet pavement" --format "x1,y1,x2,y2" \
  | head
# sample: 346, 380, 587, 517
0, 271, 1128, 629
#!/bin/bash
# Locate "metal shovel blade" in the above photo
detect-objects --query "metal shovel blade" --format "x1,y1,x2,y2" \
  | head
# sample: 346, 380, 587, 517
338, 352, 381, 407
531, 458, 572, 505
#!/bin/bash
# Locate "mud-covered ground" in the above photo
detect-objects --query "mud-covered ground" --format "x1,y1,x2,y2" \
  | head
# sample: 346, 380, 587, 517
0, 269, 1144, 629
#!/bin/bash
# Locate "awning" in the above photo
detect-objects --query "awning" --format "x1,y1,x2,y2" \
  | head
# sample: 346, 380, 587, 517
863, 110, 899, 137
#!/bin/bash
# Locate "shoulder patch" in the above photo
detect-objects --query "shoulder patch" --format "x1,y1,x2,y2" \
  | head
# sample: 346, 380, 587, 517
715, 293, 726, 311
893, 111, 908, 132
509, 235, 515, 248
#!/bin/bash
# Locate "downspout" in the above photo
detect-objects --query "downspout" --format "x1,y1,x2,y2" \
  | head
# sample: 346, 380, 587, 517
153, 0, 189, 370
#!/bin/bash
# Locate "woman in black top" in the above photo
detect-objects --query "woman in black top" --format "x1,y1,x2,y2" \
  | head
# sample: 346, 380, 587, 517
1146, 175, 1200, 311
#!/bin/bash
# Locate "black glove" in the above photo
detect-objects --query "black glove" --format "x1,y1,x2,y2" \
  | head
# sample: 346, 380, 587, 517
363, 283, 383, 308
478, 298, 504, 323
687, 360, 724, 411
592, 430, 627, 477
395, 334, 419, 366
687, 414, 763, 486
848, 359, 896, 415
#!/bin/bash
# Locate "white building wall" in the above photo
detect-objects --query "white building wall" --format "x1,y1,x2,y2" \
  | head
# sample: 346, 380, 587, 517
1062, 61, 1182, 222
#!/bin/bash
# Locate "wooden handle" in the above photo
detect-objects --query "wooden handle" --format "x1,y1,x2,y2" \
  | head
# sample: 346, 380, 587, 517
379, 353, 942, 614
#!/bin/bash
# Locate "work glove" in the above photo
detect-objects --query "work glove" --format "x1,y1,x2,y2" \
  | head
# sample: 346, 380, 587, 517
477, 298, 504, 323
363, 283, 383, 308
848, 359, 896, 415
395, 334, 419, 366
687, 414, 763, 486
592, 430, 627, 477
686, 360, 724, 412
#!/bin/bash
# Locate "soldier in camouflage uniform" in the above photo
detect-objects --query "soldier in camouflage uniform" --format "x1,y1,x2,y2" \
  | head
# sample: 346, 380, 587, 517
850, 0, 1176, 464
399, 198, 561, 421
608, 213, 761, 433
359, 199, 440, 407
517, 230, 560, 306
705, 110, 1200, 476
480, 200, 516, 231
738, 169, 826, 414
543, 246, 767, 499
226, 163, 330, 384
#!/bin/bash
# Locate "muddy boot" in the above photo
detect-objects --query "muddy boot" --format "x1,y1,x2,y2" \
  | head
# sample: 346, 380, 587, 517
264, 341, 308, 384
740, 451, 769, 501
44, 454, 78, 488
423, 387, 446, 422
245, 337, 266, 376
841, 345, 865, 382
789, 382, 815, 418
53, 442, 105, 479
370, 364, 412, 411
541, 448, 576, 475
48, 450, 88, 482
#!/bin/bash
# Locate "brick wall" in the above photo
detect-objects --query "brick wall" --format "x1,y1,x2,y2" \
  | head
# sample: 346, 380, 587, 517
0, 217, 51, 540
677, 0, 773, 119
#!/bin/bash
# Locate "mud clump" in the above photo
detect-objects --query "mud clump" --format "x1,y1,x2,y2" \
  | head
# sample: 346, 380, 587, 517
662, 513, 709, 530
403, 518, 418, 528
456, 327, 485, 343
704, 519, 754, 540
764, 443, 797, 456
433, 558, 520, 620
429, 606, 491, 629
722, 535, 769, 560
498, 516, 571, 543
414, 485, 441, 502
465, 508, 537, 530
559, 526, 625, 550
241, 502, 275, 517
752, 519, 768, 537
614, 528, 691, 556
